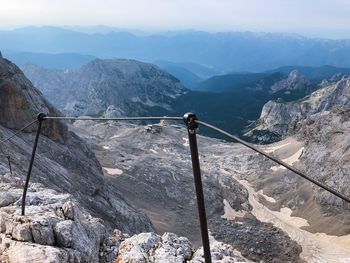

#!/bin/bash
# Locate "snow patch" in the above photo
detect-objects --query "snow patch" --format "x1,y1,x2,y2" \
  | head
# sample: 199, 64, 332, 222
258, 190, 276, 203
270, 147, 304, 171
103, 167, 123, 175
221, 199, 246, 220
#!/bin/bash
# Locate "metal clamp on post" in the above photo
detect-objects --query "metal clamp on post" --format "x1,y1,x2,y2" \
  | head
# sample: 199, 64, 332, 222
183, 112, 198, 134
183, 112, 211, 263
21, 113, 46, 216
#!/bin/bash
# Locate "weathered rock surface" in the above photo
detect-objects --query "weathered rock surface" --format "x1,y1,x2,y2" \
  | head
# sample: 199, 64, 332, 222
22, 59, 187, 116
0, 173, 109, 262
245, 76, 350, 212
0, 172, 252, 262
247, 76, 350, 142
296, 108, 350, 210
190, 237, 248, 263
0, 56, 67, 142
270, 70, 312, 94
210, 218, 303, 263
73, 120, 304, 262
117, 232, 192, 262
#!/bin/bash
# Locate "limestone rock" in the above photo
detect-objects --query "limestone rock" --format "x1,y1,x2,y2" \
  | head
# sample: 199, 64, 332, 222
0, 56, 68, 143
246, 77, 350, 142
117, 232, 193, 262
22, 59, 187, 117
190, 240, 248, 262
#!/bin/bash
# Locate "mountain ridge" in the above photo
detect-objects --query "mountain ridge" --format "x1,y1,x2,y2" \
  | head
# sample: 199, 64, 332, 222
3, 26, 350, 72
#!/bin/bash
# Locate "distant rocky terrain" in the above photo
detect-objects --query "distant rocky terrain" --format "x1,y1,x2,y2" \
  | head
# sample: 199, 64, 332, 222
247, 76, 350, 142
22, 59, 186, 116
23, 60, 326, 139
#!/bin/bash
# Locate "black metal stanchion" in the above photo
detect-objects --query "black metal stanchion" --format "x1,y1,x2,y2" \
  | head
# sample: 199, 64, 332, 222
184, 112, 212, 263
7, 155, 12, 175
21, 113, 46, 216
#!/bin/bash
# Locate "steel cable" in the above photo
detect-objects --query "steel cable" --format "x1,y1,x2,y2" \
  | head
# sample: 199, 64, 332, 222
0, 119, 38, 145
44, 116, 183, 121
195, 120, 350, 203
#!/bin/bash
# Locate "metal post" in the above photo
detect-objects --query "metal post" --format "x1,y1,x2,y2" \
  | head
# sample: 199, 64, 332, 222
184, 113, 211, 263
21, 113, 46, 216
7, 155, 12, 175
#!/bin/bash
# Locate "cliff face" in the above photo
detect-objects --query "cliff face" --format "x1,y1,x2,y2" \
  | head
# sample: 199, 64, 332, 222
22, 59, 187, 116
0, 56, 68, 142
245, 76, 350, 211
246, 76, 350, 142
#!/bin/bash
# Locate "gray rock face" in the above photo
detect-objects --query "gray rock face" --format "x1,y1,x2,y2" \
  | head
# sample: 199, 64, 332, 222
0, 174, 108, 262
117, 232, 192, 262
296, 108, 350, 210
270, 70, 311, 94
0, 56, 67, 142
22, 59, 187, 116
247, 77, 350, 142
245, 75, 350, 214
190, 240, 247, 263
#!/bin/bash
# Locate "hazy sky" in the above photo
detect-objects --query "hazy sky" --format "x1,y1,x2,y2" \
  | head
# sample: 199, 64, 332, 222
1, 0, 350, 38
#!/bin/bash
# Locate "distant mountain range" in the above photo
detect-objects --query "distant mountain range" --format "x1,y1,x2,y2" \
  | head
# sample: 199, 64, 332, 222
3, 51, 96, 70
21, 57, 350, 139
3, 26, 350, 73
195, 65, 350, 93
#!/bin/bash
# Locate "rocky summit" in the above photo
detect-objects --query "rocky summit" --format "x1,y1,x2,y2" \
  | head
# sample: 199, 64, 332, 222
269, 70, 312, 94
22, 59, 186, 117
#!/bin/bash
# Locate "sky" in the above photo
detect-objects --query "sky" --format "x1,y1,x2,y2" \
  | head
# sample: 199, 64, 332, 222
1, 0, 350, 38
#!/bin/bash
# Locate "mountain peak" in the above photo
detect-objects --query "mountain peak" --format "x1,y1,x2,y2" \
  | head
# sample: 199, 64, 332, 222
22, 59, 186, 116
270, 69, 311, 93
288, 69, 305, 81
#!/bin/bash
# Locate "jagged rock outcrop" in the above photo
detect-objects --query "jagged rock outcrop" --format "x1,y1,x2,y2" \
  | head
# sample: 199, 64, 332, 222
246, 76, 350, 142
117, 232, 249, 262
270, 70, 312, 94
22, 59, 187, 116
296, 108, 350, 209
0, 173, 112, 262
